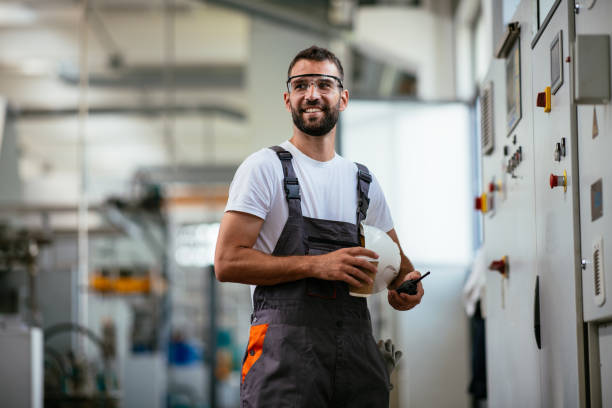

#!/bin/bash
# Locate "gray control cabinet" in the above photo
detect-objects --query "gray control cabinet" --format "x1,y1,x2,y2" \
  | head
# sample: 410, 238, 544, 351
481, 2, 542, 406
575, 1, 612, 406
531, 2, 585, 406
480, 0, 588, 406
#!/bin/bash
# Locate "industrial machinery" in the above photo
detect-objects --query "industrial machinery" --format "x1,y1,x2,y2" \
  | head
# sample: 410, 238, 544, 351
0, 225, 49, 408
478, 0, 611, 406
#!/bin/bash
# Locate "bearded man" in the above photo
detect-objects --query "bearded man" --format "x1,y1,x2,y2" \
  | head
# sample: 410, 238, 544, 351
214, 45, 424, 408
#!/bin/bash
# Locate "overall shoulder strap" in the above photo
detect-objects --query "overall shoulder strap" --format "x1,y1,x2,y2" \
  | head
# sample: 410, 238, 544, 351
355, 162, 372, 227
269, 146, 302, 219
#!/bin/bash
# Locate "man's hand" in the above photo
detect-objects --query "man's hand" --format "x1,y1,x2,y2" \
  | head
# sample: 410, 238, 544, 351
310, 247, 379, 288
387, 270, 424, 311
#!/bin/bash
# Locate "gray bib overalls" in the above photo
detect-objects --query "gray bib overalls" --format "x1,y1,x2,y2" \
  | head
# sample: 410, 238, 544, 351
240, 146, 391, 408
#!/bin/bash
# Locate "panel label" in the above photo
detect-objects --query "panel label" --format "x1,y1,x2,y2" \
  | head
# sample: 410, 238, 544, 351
591, 178, 603, 221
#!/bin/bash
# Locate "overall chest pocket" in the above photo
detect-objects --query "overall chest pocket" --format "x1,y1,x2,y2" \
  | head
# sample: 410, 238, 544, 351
306, 237, 357, 299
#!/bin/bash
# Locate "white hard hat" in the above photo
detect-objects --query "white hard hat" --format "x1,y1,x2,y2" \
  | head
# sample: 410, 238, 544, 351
350, 224, 401, 297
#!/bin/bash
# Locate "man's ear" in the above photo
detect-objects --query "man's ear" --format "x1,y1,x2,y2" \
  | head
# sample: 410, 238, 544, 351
283, 92, 292, 113
339, 89, 349, 112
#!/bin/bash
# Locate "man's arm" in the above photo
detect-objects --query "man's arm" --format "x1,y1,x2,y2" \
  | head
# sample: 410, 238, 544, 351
214, 210, 379, 288
385, 228, 424, 311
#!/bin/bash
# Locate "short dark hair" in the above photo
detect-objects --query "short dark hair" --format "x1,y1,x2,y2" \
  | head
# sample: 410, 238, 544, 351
287, 45, 344, 81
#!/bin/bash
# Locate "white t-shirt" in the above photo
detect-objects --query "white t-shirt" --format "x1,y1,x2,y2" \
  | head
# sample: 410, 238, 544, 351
225, 140, 394, 254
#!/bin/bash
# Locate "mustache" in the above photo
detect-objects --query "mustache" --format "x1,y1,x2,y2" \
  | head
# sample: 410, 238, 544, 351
299, 101, 328, 113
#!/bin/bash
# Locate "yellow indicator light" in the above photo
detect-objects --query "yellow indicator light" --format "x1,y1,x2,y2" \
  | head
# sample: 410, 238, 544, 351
545, 86, 551, 113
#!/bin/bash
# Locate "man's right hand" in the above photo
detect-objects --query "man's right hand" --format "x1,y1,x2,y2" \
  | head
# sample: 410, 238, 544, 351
309, 247, 379, 288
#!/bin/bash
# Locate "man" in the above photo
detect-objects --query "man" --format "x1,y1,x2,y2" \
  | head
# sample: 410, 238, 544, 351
214, 45, 424, 407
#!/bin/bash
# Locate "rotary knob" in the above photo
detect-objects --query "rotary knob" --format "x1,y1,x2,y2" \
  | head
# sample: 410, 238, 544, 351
536, 86, 551, 112
474, 193, 488, 213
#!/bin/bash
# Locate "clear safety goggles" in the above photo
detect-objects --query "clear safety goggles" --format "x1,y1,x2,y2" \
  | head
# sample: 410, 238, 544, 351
286, 74, 343, 95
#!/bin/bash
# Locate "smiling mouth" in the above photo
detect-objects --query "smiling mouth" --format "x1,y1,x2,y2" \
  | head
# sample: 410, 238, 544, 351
302, 107, 324, 113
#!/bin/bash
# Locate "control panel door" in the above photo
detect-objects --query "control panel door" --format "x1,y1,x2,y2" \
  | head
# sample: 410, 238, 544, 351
531, 1, 584, 406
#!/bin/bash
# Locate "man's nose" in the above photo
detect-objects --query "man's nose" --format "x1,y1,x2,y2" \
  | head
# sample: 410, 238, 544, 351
306, 83, 321, 99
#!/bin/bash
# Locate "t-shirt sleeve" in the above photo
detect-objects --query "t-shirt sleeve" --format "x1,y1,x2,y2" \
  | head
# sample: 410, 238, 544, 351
225, 151, 279, 220
364, 172, 394, 232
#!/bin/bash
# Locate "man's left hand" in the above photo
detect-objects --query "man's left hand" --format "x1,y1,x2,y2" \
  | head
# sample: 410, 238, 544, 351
387, 270, 424, 311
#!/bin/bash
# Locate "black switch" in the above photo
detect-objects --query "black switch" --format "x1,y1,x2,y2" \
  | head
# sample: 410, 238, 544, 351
561, 138, 566, 157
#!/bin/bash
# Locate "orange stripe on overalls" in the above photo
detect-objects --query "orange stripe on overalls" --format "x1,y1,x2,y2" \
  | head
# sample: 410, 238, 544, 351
241, 323, 269, 383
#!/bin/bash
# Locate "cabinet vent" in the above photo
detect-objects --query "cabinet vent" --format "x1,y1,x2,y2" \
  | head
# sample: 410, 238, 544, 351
480, 83, 494, 155
593, 237, 605, 307
594, 248, 601, 295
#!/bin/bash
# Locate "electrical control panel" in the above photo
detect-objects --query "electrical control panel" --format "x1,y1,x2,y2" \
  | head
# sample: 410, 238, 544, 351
575, 0, 612, 325
531, 4, 584, 405
478, 0, 603, 406
479, 3, 542, 405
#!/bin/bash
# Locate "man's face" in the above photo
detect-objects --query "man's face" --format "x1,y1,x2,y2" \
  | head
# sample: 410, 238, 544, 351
283, 59, 349, 137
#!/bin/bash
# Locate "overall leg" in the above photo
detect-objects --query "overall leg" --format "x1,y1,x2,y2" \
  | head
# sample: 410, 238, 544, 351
332, 330, 391, 408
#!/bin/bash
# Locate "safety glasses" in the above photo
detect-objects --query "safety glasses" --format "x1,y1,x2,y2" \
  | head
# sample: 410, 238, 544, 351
286, 74, 343, 94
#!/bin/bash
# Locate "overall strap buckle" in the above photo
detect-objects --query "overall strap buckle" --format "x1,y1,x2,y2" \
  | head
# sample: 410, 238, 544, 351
284, 177, 300, 200
277, 151, 293, 161
358, 169, 372, 183
355, 163, 372, 226
357, 196, 370, 219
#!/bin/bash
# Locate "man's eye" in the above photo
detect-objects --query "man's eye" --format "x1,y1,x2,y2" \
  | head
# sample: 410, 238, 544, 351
318, 81, 332, 89
293, 82, 307, 90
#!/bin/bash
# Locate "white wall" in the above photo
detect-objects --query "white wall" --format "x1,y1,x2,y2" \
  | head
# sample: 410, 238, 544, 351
353, 6, 455, 101
246, 18, 327, 150
341, 101, 473, 407
342, 101, 473, 266
454, 0, 503, 101
397, 264, 470, 408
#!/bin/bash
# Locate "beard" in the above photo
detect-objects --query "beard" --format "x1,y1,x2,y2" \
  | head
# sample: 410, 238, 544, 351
291, 99, 340, 137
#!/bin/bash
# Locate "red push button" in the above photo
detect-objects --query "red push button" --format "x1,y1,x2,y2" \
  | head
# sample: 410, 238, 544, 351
474, 196, 482, 210
489, 256, 508, 277
549, 170, 567, 192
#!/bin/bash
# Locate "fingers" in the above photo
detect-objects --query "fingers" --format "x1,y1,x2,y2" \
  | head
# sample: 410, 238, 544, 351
312, 248, 378, 287
345, 246, 379, 259
340, 264, 373, 287
388, 290, 410, 310
350, 256, 378, 275
406, 270, 421, 280
342, 273, 366, 288
388, 287, 423, 311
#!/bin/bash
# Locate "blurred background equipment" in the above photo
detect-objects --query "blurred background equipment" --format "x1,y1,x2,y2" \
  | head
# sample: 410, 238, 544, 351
0, 225, 51, 408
